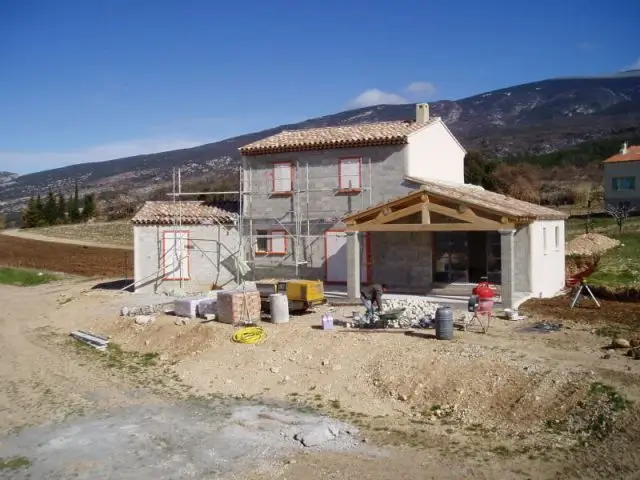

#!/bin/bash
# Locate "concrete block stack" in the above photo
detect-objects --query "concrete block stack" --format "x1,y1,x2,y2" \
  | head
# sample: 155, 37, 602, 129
216, 290, 262, 325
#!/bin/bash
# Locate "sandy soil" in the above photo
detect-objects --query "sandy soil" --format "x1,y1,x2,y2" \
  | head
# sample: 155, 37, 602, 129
1, 279, 640, 479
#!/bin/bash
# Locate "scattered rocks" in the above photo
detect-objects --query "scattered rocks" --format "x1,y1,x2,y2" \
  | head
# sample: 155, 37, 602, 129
121, 304, 167, 317
626, 347, 640, 360
134, 315, 155, 325
611, 338, 630, 349
174, 318, 188, 326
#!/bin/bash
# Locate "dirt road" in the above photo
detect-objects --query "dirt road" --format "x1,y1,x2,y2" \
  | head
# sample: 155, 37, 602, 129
1, 279, 639, 479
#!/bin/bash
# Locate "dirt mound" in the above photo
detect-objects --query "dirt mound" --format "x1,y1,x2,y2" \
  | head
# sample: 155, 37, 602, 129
567, 233, 620, 256
368, 346, 591, 434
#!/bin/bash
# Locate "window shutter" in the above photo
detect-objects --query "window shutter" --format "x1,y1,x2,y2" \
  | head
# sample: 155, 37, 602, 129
273, 163, 292, 192
340, 159, 361, 189
270, 231, 286, 253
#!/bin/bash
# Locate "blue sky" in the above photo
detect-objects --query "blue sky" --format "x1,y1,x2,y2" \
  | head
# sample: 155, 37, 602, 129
1, 0, 639, 174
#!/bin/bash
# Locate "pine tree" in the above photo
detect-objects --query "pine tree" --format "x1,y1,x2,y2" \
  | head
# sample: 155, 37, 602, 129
56, 193, 67, 224
44, 189, 57, 225
82, 193, 96, 220
21, 197, 36, 228
68, 181, 81, 223
34, 194, 46, 226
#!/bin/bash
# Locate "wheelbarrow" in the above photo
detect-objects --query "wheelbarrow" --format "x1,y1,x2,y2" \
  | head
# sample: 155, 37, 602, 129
372, 308, 406, 328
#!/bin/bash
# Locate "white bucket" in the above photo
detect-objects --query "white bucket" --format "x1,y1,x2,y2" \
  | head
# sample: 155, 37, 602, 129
269, 293, 289, 324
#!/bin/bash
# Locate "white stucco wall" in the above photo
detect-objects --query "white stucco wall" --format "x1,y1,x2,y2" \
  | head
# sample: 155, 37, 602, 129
528, 220, 566, 298
133, 224, 242, 294
405, 119, 466, 184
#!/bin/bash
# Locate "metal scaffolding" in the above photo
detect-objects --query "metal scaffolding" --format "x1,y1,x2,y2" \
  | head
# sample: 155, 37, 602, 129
164, 159, 375, 281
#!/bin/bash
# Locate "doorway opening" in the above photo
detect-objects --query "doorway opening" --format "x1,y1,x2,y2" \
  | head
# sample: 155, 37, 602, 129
432, 232, 501, 284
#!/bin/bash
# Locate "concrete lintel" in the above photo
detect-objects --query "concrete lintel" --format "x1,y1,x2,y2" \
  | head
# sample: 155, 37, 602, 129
346, 232, 361, 300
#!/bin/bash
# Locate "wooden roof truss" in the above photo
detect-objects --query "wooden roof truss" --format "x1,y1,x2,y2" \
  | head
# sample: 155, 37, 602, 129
344, 189, 526, 232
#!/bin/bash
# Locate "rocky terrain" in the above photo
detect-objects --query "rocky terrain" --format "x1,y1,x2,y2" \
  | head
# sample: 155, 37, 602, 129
1, 70, 639, 217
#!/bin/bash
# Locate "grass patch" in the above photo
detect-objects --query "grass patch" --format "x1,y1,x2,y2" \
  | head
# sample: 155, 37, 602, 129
588, 382, 631, 412
586, 233, 640, 288
566, 216, 640, 241
0, 267, 58, 286
0, 456, 31, 470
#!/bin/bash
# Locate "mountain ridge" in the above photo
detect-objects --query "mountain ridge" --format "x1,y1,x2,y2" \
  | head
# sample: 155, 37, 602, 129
1, 72, 639, 216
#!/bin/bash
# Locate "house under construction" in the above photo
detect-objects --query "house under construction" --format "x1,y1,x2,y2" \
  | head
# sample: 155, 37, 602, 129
131, 104, 568, 309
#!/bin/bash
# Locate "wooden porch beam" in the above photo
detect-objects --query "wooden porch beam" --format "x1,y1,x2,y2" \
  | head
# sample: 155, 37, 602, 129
360, 202, 424, 226
347, 222, 515, 232
342, 191, 424, 224
421, 204, 430, 224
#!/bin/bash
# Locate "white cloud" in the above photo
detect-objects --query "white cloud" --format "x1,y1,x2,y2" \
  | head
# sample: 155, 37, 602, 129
347, 89, 409, 108
0, 137, 207, 174
406, 81, 437, 97
347, 81, 437, 108
627, 57, 640, 70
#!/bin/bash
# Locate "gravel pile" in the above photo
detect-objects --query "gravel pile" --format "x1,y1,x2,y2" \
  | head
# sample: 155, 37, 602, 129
382, 297, 441, 328
566, 233, 620, 256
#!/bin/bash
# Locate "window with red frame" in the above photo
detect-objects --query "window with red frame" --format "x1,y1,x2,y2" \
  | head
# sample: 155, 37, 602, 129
272, 162, 293, 193
339, 157, 361, 191
255, 229, 287, 254
162, 230, 190, 280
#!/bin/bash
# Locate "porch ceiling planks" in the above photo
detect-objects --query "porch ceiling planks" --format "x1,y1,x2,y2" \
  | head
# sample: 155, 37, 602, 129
344, 190, 517, 232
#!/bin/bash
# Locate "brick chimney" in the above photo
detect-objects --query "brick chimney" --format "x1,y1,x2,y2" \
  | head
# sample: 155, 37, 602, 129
416, 103, 429, 124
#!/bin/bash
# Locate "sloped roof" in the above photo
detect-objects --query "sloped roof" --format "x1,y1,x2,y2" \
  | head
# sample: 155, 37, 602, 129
344, 178, 568, 223
239, 119, 437, 156
131, 201, 235, 225
603, 145, 640, 164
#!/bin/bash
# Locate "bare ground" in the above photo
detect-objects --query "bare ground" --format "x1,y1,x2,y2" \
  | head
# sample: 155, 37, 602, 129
1, 278, 640, 479
1, 221, 133, 249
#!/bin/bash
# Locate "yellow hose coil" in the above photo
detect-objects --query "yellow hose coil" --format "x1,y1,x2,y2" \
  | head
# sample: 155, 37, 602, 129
232, 326, 266, 344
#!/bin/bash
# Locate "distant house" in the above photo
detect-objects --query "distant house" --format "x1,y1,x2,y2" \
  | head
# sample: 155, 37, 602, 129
238, 103, 568, 309
603, 142, 640, 210
131, 201, 243, 294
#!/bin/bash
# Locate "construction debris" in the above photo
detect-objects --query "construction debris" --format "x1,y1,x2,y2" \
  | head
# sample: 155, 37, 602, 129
70, 330, 109, 350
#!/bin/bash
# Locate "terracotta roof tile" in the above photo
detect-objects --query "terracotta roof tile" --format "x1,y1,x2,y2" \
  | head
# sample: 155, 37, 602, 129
239, 119, 436, 156
603, 145, 640, 164
131, 201, 235, 225
344, 179, 568, 222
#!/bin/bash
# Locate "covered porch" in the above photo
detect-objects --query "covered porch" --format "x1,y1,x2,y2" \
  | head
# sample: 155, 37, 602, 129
341, 186, 536, 310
